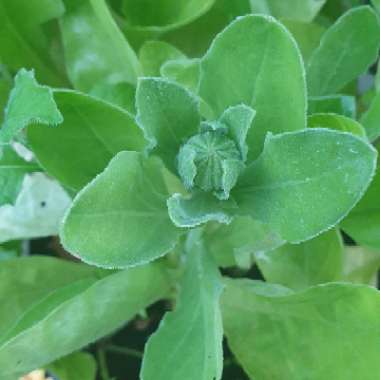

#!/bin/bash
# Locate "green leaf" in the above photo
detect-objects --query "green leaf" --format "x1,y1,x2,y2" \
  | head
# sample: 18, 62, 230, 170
250, 0, 326, 22
0, 146, 39, 206
343, 246, 380, 285
360, 91, 380, 142
200, 15, 306, 161
139, 40, 185, 76
141, 230, 223, 380
204, 216, 284, 268
122, 0, 216, 32
307, 6, 380, 96
60, 0, 141, 91
222, 279, 380, 380
233, 129, 377, 243
0, 69, 63, 145
0, 0, 67, 86
0, 260, 169, 378
308, 95, 356, 119
167, 192, 237, 228
48, 352, 97, 380
61, 151, 182, 268
308, 113, 366, 138
341, 147, 380, 249
255, 229, 343, 290
28, 90, 146, 192
136, 78, 200, 172
0, 173, 71, 243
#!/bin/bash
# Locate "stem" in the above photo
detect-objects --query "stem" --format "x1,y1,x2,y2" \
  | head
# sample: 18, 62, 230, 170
106, 344, 143, 360
97, 348, 111, 380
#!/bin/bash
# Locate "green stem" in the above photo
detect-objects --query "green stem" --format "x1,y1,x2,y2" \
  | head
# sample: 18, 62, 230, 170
97, 348, 111, 380
106, 344, 143, 359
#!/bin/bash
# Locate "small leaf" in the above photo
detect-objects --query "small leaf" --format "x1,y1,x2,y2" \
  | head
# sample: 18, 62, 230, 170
233, 129, 377, 243
136, 78, 200, 172
60, 0, 141, 91
308, 95, 356, 119
0, 173, 71, 244
200, 14, 306, 160
222, 279, 380, 380
0, 146, 39, 206
308, 113, 366, 138
0, 259, 169, 378
61, 151, 183, 268
0, 69, 63, 145
167, 192, 237, 228
28, 90, 146, 192
255, 229, 343, 290
360, 91, 380, 142
141, 230, 223, 380
307, 6, 380, 96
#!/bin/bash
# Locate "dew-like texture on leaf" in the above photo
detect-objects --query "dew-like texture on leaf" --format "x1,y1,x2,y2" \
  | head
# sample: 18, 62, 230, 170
308, 113, 365, 138
360, 91, 380, 142
256, 229, 343, 290
200, 15, 306, 161
48, 352, 97, 380
136, 78, 200, 172
307, 6, 380, 96
60, 0, 141, 91
233, 129, 377, 243
0, 69, 63, 145
0, 146, 39, 206
308, 95, 356, 119
250, 0, 326, 22
122, 0, 215, 31
61, 151, 183, 268
222, 278, 380, 380
139, 40, 185, 76
0, 0, 66, 86
0, 262, 169, 378
167, 192, 236, 227
28, 90, 146, 192
141, 231, 223, 380
0, 173, 71, 243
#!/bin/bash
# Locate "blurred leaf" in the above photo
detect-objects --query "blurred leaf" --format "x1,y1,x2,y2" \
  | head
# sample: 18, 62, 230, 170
360, 91, 380, 142
308, 95, 356, 118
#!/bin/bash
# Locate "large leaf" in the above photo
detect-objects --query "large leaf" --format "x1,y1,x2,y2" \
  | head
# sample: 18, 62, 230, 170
0, 260, 169, 379
256, 229, 343, 290
222, 279, 380, 380
141, 230, 223, 380
250, 0, 326, 22
199, 15, 306, 161
0, 146, 39, 206
122, 0, 215, 32
233, 129, 377, 243
307, 6, 380, 96
136, 78, 200, 172
0, 0, 67, 86
61, 151, 182, 268
60, 0, 141, 91
0, 173, 71, 243
28, 90, 146, 192
0, 69, 63, 145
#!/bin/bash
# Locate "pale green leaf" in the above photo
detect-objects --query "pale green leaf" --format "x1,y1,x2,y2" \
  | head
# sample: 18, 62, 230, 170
0, 173, 71, 243
222, 279, 380, 380
233, 129, 377, 243
61, 151, 182, 268
255, 229, 343, 290
360, 91, 380, 142
0, 261, 169, 378
28, 90, 146, 192
307, 6, 380, 96
308, 113, 366, 138
141, 230, 223, 380
136, 78, 200, 172
200, 15, 306, 161
60, 0, 141, 91
0, 69, 63, 145
308, 95, 356, 119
